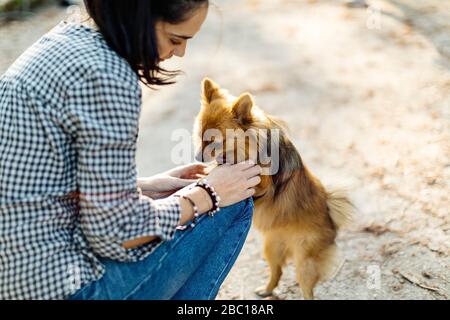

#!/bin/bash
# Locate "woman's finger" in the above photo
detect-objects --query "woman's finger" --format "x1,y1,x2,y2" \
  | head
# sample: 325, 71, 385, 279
234, 160, 255, 171
179, 163, 208, 179
243, 165, 262, 178
244, 188, 256, 198
189, 163, 208, 171
246, 176, 261, 188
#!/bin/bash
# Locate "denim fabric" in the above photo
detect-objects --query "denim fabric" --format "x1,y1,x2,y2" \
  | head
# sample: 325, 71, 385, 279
67, 198, 254, 300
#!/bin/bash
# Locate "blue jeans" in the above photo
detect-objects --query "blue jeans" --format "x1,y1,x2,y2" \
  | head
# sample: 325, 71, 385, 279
67, 198, 254, 300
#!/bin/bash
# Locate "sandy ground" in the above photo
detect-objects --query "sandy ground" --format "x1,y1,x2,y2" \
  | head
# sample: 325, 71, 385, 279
1, 0, 449, 300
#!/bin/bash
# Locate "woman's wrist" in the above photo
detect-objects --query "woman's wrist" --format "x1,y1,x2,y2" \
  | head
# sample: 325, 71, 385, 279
195, 179, 221, 216
185, 186, 213, 214
176, 187, 213, 226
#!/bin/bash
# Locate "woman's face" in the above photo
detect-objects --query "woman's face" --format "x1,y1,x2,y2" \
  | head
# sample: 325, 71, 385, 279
155, 5, 209, 62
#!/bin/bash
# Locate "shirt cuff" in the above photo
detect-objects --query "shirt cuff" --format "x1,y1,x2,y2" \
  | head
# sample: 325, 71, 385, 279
119, 194, 181, 260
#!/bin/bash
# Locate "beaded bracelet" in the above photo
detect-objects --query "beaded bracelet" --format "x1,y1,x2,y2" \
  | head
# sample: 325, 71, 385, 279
174, 195, 200, 229
195, 178, 221, 217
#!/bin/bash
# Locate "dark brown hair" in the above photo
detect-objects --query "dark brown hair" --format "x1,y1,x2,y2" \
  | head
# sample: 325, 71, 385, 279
84, 0, 209, 88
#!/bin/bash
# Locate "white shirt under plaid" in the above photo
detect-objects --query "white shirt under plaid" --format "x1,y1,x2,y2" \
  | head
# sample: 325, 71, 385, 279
0, 21, 181, 300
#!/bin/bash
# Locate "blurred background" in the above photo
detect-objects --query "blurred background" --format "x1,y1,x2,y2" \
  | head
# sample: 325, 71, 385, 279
1, 0, 449, 299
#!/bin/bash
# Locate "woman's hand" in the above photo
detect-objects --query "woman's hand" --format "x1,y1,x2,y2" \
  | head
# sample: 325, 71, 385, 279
206, 161, 262, 207
168, 161, 261, 230
164, 163, 209, 180
138, 163, 208, 199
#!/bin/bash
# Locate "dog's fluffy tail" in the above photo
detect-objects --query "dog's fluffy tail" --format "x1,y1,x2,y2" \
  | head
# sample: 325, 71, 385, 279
326, 188, 354, 229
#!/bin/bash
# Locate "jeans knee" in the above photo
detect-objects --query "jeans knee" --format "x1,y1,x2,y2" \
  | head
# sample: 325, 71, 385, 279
225, 197, 254, 222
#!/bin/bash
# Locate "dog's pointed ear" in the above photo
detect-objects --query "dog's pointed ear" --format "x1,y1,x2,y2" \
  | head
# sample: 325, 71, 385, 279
232, 93, 254, 125
202, 78, 222, 104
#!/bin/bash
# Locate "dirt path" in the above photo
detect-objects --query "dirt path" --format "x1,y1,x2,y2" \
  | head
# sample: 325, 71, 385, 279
1, 0, 449, 300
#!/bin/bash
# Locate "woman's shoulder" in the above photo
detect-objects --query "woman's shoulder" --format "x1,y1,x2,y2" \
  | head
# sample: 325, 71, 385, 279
51, 20, 139, 83
4, 20, 139, 94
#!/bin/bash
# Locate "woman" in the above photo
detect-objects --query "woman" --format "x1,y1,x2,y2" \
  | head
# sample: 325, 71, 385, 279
0, 0, 261, 300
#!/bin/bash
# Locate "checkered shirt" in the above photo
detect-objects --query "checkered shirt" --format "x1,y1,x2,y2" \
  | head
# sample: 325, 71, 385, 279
0, 21, 181, 300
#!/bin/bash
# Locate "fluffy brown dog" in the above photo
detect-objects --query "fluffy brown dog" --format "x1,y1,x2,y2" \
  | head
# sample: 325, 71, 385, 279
193, 78, 354, 300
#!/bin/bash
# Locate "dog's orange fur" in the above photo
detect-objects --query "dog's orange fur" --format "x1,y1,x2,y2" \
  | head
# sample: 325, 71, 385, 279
194, 78, 354, 299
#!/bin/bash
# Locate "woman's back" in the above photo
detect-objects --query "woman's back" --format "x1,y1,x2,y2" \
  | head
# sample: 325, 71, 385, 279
0, 21, 141, 300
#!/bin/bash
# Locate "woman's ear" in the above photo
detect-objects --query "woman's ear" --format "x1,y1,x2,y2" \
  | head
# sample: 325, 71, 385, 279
202, 78, 222, 104
232, 93, 254, 125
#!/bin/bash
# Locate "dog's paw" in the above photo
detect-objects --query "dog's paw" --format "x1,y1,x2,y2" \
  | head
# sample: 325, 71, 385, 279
255, 286, 274, 298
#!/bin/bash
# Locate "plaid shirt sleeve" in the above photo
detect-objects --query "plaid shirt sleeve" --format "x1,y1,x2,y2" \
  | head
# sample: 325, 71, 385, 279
60, 68, 181, 262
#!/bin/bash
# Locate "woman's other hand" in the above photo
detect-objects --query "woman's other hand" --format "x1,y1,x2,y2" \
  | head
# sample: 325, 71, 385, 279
138, 163, 209, 199
164, 162, 209, 180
